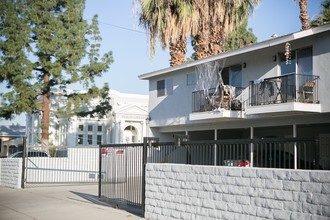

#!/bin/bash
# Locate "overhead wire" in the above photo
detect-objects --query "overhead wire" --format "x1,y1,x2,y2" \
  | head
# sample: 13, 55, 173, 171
97, 20, 146, 34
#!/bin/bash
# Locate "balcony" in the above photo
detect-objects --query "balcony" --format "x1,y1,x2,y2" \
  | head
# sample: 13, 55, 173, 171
190, 74, 320, 121
246, 73, 321, 115
190, 85, 245, 121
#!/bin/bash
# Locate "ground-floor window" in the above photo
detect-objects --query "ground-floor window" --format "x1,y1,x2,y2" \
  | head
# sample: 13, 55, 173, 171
78, 134, 83, 145
97, 135, 102, 145
88, 135, 93, 145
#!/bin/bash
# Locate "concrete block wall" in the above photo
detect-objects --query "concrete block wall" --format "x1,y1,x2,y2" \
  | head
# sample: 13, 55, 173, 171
145, 164, 330, 220
0, 158, 22, 188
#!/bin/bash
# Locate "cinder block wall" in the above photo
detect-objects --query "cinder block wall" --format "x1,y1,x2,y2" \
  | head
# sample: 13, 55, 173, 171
145, 164, 330, 220
0, 159, 22, 188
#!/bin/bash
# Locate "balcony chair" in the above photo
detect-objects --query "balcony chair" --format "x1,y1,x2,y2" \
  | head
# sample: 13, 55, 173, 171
302, 81, 315, 103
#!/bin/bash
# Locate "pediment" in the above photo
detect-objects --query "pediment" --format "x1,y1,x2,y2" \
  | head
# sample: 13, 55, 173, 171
114, 104, 148, 115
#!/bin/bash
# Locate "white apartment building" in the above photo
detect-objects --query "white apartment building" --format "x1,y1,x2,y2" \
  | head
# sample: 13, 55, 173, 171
26, 89, 149, 147
138, 24, 330, 155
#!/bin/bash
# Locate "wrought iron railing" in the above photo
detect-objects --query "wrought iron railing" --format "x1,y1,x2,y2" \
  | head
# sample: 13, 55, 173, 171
249, 73, 319, 106
192, 86, 244, 112
147, 138, 323, 170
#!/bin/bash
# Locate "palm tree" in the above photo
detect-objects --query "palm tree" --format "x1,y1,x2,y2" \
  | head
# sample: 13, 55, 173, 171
296, 0, 311, 30
138, 0, 195, 66
138, 0, 259, 65
192, 0, 259, 60
311, 0, 330, 27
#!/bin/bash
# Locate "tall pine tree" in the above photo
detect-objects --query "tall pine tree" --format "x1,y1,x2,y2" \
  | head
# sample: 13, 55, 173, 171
0, 0, 113, 148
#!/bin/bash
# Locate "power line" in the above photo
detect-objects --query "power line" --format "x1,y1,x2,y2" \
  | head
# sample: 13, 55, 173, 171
98, 21, 146, 34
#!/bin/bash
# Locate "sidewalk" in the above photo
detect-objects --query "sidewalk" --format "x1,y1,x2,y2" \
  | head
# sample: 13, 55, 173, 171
0, 184, 144, 220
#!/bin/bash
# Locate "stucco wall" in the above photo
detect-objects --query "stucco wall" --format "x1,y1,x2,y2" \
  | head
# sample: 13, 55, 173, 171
0, 158, 22, 188
145, 164, 330, 220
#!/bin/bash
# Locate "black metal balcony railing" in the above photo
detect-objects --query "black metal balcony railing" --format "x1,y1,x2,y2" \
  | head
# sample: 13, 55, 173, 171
192, 86, 243, 113
192, 74, 320, 113
249, 73, 319, 106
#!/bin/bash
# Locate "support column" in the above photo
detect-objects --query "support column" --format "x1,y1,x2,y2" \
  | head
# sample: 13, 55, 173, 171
293, 124, 297, 169
214, 129, 218, 166
250, 127, 254, 167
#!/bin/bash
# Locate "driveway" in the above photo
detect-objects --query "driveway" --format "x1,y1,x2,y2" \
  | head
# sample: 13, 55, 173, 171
0, 184, 144, 220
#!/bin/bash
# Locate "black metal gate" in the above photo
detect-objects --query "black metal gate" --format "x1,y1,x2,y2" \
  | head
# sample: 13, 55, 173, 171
98, 140, 148, 216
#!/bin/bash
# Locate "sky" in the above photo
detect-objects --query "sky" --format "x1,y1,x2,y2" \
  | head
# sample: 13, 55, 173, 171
0, 0, 324, 126
83, 0, 323, 95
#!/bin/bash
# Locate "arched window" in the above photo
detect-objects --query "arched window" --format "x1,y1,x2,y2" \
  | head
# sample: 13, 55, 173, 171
123, 125, 137, 143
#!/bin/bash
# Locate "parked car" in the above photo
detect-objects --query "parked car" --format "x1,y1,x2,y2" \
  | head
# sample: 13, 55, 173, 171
8, 150, 49, 158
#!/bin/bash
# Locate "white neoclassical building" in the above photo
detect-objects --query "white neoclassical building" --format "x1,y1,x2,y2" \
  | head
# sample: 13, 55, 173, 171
26, 89, 149, 147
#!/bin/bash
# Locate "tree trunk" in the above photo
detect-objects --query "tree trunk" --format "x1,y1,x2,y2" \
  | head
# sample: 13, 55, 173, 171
299, 0, 310, 30
41, 72, 50, 149
169, 36, 187, 66
192, 23, 210, 60
208, 24, 224, 56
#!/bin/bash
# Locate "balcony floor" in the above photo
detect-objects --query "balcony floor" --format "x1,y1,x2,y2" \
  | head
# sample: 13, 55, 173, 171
246, 102, 321, 115
189, 109, 245, 121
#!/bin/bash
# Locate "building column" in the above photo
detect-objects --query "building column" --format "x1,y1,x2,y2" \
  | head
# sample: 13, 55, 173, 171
250, 127, 254, 167
117, 121, 122, 143
214, 129, 218, 166
293, 124, 297, 169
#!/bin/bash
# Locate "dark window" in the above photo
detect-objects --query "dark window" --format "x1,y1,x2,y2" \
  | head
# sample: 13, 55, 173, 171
157, 79, 173, 97
187, 73, 197, 86
297, 47, 312, 75
78, 134, 83, 145
28, 151, 48, 157
97, 126, 102, 132
279, 47, 312, 76
279, 51, 296, 75
78, 125, 84, 132
221, 65, 242, 87
88, 135, 93, 145
88, 125, 93, 132
157, 80, 165, 97
125, 125, 136, 131
97, 135, 102, 145
221, 68, 229, 85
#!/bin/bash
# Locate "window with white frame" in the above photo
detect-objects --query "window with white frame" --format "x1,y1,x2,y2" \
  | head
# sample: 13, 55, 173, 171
88, 125, 93, 132
157, 78, 173, 97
